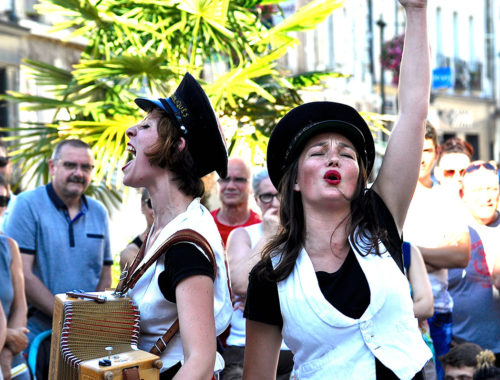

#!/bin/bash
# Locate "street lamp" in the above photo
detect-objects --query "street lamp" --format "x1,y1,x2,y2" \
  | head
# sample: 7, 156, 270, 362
376, 16, 387, 115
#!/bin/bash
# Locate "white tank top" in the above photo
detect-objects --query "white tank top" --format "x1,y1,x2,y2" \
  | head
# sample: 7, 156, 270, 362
128, 198, 232, 373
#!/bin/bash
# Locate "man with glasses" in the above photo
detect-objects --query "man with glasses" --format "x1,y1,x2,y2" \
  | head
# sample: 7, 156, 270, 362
435, 137, 474, 200
449, 160, 500, 366
3, 139, 112, 378
404, 122, 471, 380
211, 157, 261, 246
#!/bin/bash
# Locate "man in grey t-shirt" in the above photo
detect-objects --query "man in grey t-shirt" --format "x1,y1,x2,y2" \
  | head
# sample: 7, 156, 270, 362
4, 139, 113, 376
449, 161, 500, 364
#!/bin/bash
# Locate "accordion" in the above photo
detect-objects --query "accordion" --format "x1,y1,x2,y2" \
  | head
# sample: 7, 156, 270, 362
49, 292, 161, 380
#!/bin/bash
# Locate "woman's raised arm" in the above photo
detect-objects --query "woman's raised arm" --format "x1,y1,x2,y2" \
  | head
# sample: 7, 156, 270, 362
372, 0, 430, 232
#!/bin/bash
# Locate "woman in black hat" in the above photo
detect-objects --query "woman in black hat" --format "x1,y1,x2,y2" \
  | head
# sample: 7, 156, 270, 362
122, 73, 232, 379
243, 1, 431, 379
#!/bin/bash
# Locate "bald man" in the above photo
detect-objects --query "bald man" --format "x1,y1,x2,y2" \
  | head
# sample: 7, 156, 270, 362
211, 158, 261, 245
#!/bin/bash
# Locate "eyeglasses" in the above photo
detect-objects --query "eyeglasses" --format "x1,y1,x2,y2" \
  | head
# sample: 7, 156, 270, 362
144, 198, 152, 209
443, 168, 466, 178
258, 193, 279, 204
464, 162, 497, 175
217, 177, 248, 185
0, 157, 9, 167
0, 195, 10, 207
61, 161, 94, 173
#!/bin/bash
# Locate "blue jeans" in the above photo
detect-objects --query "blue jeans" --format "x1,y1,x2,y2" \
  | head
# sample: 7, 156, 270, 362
428, 312, 452, 380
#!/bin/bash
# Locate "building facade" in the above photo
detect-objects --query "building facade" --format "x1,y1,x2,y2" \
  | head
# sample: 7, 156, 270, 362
0, 0, 83, 133
277, 0, 500, 162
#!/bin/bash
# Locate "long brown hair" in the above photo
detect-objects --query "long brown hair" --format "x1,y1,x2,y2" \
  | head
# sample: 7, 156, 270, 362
258, 152, 389, 282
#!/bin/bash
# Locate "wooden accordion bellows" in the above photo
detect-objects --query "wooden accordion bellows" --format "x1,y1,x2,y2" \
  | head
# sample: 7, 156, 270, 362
49, 292, 160, 380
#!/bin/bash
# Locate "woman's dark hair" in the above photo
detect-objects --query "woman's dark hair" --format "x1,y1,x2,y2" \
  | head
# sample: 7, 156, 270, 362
146, 108, 204, 198
258, 149, 389, 282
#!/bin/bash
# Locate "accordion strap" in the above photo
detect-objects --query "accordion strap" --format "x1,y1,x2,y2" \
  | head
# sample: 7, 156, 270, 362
116, 229, 218, 355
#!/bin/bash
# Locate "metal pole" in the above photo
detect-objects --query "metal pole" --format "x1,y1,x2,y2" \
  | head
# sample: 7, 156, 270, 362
377, 16, 387, 114
367, 0, 375, 86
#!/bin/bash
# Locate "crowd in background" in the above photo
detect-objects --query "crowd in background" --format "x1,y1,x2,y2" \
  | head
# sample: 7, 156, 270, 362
0, 127, 498, 380
0, 130, 499, 380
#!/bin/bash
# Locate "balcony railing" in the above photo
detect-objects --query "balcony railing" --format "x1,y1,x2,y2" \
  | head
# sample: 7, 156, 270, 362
433, 54, 483, 93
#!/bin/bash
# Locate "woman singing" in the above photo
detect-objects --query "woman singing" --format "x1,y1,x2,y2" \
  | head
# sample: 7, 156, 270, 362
123, 73, 232, 379
243, 0, 432, 379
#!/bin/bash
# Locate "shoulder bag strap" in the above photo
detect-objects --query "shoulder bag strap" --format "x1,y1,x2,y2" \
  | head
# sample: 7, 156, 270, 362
132, 229, 218, 356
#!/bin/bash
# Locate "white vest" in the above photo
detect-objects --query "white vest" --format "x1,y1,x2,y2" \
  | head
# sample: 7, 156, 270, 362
272, 237, 431, 380
128, 198, 232, 373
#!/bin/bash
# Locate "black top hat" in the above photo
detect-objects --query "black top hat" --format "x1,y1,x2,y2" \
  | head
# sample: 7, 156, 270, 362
135, 73, 228, 178
267, 101, 375, 188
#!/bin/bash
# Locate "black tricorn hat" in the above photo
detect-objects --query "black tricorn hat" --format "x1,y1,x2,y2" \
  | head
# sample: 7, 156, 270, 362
267, 101, 375, 189
135, 72, 228, 178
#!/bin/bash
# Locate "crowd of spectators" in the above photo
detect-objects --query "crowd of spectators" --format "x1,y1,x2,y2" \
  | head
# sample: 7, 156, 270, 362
0, 130, 499, 380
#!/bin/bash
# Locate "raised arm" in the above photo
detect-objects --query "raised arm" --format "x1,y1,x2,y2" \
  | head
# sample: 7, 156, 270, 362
371, 0, 430, 232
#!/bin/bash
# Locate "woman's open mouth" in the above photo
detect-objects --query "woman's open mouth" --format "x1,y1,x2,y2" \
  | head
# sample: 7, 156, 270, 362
324, 170, 341, 185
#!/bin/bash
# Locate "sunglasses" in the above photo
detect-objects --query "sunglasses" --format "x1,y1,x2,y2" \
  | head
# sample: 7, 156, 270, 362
258, 193, 279, 204
0, 156, 9, 167
144, 198, 152, 209
443, 169, 466, 178
464, 162, 497, 175
0, 195, 10, 207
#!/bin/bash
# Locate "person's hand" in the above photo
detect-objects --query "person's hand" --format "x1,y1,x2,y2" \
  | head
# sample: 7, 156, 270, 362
5, 327, 29, 355
0, 348, 13, 380
261, 207, 280, 238
398, 0, 427, 9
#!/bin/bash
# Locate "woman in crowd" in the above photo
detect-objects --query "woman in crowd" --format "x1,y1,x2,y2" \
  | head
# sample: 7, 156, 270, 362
0, 177, 30, 380
403, 241, 436, 380
121, 72, 232, 379
242, 0, 432, 378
